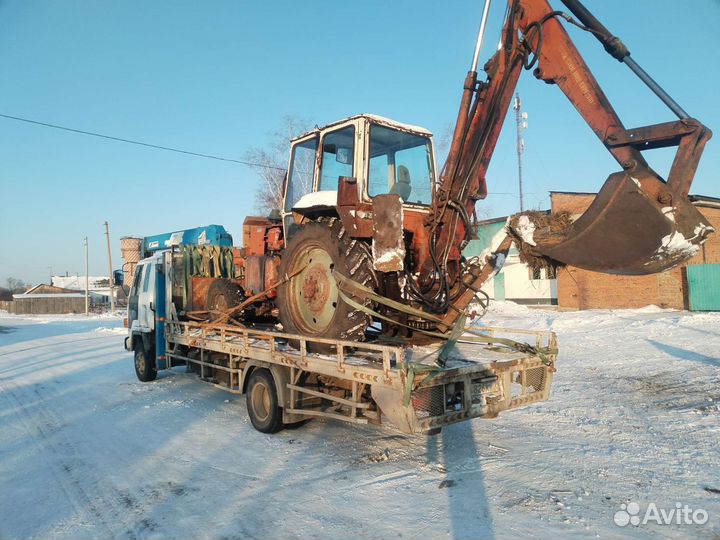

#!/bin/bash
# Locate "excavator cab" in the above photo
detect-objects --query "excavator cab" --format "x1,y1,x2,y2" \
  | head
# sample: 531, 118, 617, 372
277, 115, 438, 347
283, 114, 435, 223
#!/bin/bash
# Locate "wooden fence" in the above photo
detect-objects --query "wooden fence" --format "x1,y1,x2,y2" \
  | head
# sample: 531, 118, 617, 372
0, 297, 86, 315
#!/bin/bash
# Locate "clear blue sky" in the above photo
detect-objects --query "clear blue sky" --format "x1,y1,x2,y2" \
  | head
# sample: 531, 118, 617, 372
0, 0, 717, 285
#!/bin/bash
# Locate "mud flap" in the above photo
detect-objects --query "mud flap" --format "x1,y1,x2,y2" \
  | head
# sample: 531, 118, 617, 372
371, 385, 419, 434
372, 194, 405, 272
533, 171, 714, 275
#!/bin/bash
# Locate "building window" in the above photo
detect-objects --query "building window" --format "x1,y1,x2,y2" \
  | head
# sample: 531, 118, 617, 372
528, 266, 558, 280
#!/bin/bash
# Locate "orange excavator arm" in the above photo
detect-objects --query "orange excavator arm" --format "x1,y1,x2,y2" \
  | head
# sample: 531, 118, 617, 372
418, 0, 713, 317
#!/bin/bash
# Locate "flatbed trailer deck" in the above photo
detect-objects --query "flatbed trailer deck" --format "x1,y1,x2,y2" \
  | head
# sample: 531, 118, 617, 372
161, 318, 557, 434
126, 250, 557, 434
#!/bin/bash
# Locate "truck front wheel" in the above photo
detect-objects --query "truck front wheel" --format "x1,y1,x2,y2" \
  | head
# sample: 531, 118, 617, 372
134, 341, 157, 382
246, 368, 283, 433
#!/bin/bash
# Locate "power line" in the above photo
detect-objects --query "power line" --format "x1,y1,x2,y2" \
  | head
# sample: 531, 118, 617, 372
0, 112, 287, 171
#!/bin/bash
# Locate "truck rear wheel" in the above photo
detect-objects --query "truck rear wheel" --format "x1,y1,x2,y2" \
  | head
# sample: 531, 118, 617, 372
276, 217, 377, 353
134, 341, 157, 382
246, 368, 283, 433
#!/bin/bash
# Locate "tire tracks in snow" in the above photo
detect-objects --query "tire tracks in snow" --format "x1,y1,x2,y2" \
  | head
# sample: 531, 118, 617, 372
0, 378, 164, 539
0, 335, 111, 359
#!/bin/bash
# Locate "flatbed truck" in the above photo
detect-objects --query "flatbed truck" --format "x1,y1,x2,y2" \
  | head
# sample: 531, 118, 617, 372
125, 248, 557, 435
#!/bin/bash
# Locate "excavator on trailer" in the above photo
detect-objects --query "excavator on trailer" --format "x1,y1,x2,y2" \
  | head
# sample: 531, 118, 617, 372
124, 0, 713, 434
268, 0, 713, 348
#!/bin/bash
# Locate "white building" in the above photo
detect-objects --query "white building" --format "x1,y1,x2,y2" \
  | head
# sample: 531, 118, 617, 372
51, 275, 113, 304
464, 215, 557, 305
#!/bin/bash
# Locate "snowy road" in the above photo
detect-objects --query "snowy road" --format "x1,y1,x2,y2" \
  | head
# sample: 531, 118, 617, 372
0, 306, 718, 540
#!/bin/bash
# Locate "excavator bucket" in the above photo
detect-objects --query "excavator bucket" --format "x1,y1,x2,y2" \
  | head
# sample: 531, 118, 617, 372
530, 171, 714, 275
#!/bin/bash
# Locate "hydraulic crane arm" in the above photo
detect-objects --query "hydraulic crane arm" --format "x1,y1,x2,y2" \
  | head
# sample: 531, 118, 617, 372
419, 0, 713, 321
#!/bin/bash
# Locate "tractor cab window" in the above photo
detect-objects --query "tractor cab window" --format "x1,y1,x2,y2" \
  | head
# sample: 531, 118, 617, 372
318, 126, 355, 191
368, 124, 433, 205
285, 136, 318, 212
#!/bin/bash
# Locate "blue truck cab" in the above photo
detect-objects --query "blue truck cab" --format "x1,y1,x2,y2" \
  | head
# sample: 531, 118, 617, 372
124, 225, 233, 381
124, 251, 169, 381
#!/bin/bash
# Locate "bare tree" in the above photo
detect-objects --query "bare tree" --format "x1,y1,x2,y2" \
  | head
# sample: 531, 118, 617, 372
245, 116, 314, 215
435, 121, 454, 167
5, 278, 26, 292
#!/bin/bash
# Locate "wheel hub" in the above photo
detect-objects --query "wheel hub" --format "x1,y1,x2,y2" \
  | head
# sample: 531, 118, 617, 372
302, 264, 330, 313
213, 294, 228, 311
289, 246, 338, 333
135, 353, 145, 372
251, 382, 271, 422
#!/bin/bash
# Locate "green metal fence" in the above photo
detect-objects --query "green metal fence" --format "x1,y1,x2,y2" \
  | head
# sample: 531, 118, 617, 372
687, 264, 720, 311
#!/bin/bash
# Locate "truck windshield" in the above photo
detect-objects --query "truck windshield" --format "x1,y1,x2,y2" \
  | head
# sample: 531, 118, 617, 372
368, 124, 434, 206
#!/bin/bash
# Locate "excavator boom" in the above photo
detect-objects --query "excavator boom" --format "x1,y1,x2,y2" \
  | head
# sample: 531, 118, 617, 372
427, 0, 713, 291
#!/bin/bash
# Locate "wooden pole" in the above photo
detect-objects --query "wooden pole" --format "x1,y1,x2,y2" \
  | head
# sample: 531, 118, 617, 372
84, 237, 89, 316
104, 221, 116, 313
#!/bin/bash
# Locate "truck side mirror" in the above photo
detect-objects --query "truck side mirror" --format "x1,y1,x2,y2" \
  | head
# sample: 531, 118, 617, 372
149, 301, 155, 312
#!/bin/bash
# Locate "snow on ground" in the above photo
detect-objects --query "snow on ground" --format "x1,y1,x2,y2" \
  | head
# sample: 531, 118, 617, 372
0, 305, 718, 540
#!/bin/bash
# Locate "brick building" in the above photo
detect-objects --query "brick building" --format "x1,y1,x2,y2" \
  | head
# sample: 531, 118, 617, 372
551, 192, 720, 310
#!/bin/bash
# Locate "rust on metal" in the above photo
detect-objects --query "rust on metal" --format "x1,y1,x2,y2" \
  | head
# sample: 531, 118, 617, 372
424, 0, 713, 322
244, 255, 265, 295
529, 171, 714, 274
371, 194, 405, 272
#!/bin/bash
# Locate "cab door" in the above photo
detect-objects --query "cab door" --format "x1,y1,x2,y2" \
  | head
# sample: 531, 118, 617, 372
282, 134, 319, 240
127, 265, 143, 330
137, 262, 155, 331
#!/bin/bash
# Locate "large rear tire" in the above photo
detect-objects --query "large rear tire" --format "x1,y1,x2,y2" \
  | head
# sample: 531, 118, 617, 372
276, 217, 377, 353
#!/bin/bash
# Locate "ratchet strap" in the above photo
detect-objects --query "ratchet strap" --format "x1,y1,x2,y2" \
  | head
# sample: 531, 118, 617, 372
335, 273, 557, 361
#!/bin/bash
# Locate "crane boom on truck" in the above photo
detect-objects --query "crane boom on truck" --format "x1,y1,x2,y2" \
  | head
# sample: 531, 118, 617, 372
124, 0, 712, 435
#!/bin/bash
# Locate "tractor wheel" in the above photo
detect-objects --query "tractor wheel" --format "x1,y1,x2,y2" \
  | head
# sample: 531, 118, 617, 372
206, 279, 244, 312
276, 217, 377, 353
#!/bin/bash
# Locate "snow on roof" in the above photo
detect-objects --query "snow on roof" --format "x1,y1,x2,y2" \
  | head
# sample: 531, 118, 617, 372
689, 194, 720, 209
292, 114, 432, 141
24, 284, 44, 294
362, 114, 432, 135
13, 293, 85, 299
52, 276, 111, 291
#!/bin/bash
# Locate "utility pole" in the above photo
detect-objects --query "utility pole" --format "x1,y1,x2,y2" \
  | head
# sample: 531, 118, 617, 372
84, 237, 89, 316
513, 93, 528, 212
104, 221, 116, 313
